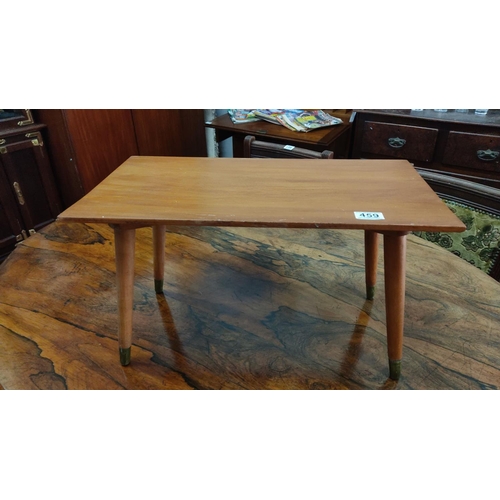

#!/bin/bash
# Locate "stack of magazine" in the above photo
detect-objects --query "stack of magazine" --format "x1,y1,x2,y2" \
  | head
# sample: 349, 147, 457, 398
227, 109, 343, 132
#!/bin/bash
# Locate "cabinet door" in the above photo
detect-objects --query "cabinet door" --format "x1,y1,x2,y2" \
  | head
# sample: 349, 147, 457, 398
0, 165, 24, 262
0, 134, 62, 233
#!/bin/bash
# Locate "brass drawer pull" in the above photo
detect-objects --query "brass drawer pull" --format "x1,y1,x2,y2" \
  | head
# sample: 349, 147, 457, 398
476, 149, 499, 161
13, 182, 26, 205
25, 132, 43, 147
388, 137, 406, 149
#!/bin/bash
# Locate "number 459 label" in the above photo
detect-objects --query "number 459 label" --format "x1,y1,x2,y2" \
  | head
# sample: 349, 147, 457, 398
354, 211, 385, 220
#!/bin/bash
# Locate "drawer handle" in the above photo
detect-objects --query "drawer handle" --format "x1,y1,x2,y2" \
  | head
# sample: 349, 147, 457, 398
13, 182, 26, 205
388, 137, 406, 149
476, 149, 499, 161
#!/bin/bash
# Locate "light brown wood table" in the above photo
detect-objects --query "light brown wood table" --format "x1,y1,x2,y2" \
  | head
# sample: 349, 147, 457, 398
58, 156, 466, 379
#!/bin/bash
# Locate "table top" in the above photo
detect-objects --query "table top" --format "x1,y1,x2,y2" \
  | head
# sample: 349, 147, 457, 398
206, 112, 351, 147
58, 156, 466, 232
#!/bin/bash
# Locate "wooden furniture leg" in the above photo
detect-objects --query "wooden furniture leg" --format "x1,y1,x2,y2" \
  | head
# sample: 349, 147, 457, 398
114, 225, 136, 366
232, 136, 245, 157
383, 232, 407, 380
153, 225, 166, 294
364, 230, 379, 300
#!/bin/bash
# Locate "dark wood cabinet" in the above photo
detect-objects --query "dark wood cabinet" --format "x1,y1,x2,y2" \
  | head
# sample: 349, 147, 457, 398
351, 109, 500, 187
33, 109, 207, 208
0, 118, 62, 263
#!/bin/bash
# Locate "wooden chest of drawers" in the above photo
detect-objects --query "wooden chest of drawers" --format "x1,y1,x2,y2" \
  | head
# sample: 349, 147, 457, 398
351, 109, 500, 187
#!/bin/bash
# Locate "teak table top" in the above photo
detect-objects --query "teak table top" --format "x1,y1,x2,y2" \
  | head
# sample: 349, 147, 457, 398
58, 156, 465, 233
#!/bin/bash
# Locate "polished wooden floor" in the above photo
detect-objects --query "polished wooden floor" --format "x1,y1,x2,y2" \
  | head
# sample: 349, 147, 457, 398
1, 221, 499, 389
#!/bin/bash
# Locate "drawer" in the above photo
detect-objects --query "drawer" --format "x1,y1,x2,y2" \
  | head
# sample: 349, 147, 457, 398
443, 131, 500, 172
360, 121, 438, 162
0, 130, 44, 151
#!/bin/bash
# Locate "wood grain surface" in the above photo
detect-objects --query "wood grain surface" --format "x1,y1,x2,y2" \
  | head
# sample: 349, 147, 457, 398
1, 221, 499, 389
58, 157, 465, 232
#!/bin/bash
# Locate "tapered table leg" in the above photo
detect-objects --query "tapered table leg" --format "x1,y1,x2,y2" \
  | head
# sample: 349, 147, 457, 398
364, 230, 379, 300
114, 225, 136, 366
153, 225, 166, 294
383, 232, 407, 380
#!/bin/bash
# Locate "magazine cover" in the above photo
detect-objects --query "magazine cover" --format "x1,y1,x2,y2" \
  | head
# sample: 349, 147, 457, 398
292, 110, 343, 130
227, 109, 261, 124
252, 109, 290, 124
276, 112, 309, 132
252, 109, 304, 125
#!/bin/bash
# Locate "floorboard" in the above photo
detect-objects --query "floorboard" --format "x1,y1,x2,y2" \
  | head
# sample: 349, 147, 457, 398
0, 222, 499, 389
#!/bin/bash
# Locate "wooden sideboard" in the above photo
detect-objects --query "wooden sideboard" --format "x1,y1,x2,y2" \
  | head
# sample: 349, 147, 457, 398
350, 109, 500, 187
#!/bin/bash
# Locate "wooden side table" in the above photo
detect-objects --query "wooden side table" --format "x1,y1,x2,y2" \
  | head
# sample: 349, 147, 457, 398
57, 156, 465, 380
206, 111, 353, 158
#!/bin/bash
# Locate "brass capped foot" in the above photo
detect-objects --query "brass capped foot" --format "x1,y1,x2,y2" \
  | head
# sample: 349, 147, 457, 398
119, 347, 131, 366
389, 359, 401, 380
367, 285, 376, 300
154, 279, 164, 294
